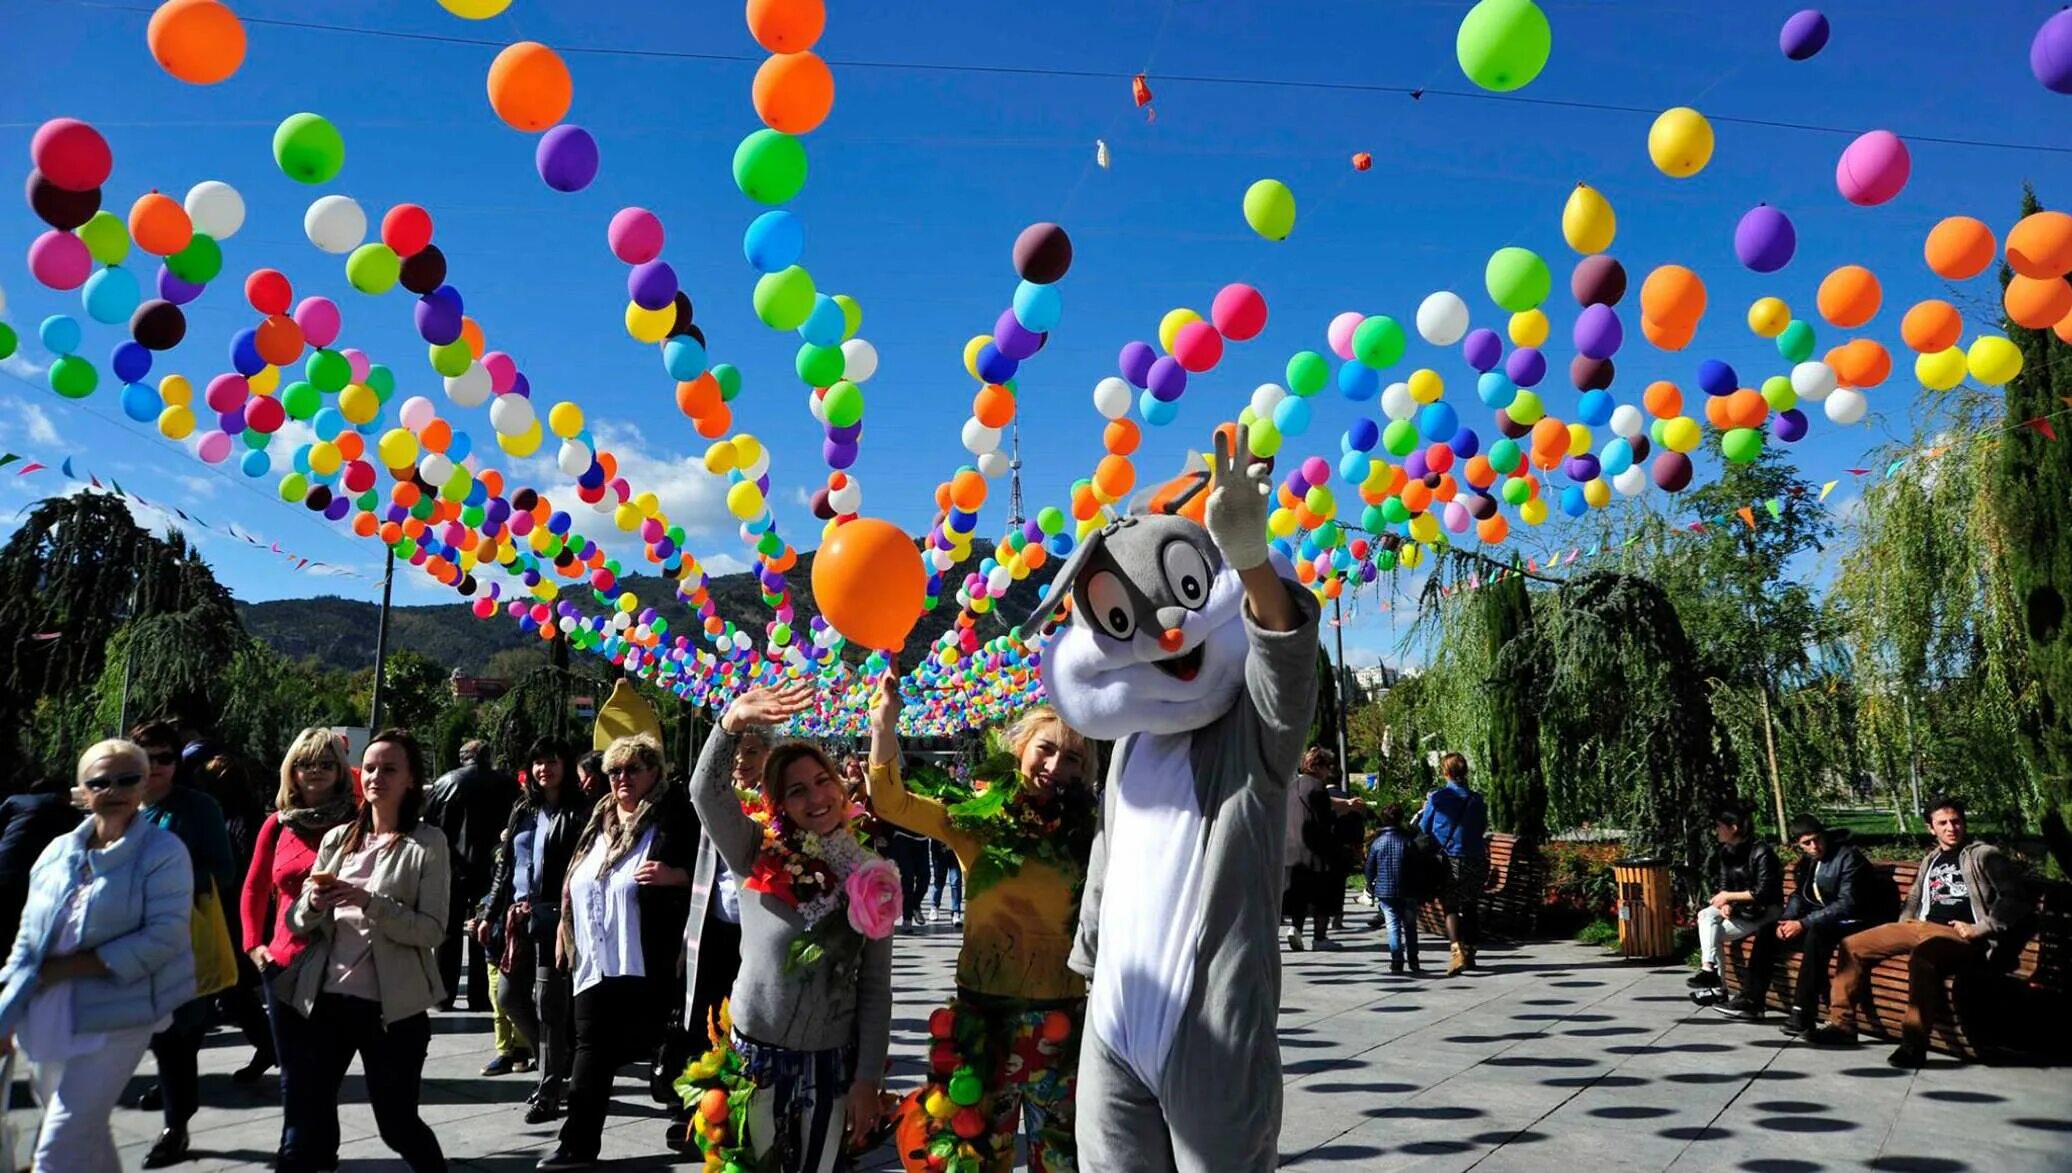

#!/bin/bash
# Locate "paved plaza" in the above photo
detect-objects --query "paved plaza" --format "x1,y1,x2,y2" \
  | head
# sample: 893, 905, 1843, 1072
11, 928, 2068, 1171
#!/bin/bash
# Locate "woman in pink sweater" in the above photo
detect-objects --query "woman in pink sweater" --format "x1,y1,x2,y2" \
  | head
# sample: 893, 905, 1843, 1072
240, 728, 359, 1164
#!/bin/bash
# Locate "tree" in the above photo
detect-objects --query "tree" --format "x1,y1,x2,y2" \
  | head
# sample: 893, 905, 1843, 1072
1481, 569, 1545, 842
482, 646, 549, 682
355, 649, 453, 737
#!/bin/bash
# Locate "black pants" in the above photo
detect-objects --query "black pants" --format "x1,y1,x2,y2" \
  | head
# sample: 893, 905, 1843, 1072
1287, 864, 1340, 941
689, 913, 743, 1047
279, 994, 444, 1173
438, 869, 492, 1008
220, 953, 277, 1068
148, 997, 209, 1127
559, 976, 665, 1159
1785, 921, 1851, 1016
891, 836, 932, 921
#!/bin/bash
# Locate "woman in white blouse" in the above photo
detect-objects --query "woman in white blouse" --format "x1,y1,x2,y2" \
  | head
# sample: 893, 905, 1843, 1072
537, 733, 698, 1171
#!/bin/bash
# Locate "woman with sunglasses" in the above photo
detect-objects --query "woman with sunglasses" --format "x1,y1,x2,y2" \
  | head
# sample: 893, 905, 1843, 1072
0, 739, 197, 1170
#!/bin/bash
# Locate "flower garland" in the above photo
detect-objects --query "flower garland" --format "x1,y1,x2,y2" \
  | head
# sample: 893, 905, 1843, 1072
945, 777, 1098, 899
740, 799, 902, 973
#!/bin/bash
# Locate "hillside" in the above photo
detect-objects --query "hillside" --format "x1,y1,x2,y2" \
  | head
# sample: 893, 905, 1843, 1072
239, 542, 1051, 676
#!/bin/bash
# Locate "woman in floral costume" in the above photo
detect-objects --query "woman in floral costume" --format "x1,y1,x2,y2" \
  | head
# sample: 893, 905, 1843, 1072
868, 674, 1095, 1173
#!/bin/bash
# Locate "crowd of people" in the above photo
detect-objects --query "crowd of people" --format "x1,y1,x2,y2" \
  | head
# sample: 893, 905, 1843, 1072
0, 704, 2036, 1171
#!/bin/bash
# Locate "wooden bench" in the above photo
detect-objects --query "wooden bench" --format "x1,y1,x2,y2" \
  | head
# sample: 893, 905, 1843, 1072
1415, 832, 1545, 939
1719, 857, 2071, 1058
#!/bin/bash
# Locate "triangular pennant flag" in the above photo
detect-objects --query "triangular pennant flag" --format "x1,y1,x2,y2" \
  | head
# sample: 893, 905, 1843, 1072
19, 463, 44, 475
1737, 506, 1756, 530
1688, 521, 1707, 532
1765, 498, 1783, 520
1819, 480, 1838, 501
60, 457, 74, 478
89, 475, 101, 489
0, 454, 17, 469
1848, 467, 1870, 477
1886, 460, 1906, 477
2026, 417, 2059, 441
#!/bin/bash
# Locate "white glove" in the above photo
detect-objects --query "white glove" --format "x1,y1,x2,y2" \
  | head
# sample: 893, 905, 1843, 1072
1205, 425, 1273, 571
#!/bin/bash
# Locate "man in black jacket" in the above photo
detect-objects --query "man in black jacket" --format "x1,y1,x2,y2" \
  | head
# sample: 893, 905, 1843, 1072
1719, 815, 1878, 1028
0, 772, 80, 946
1687, 805, 1783, 1011
426, 739, 518, 1011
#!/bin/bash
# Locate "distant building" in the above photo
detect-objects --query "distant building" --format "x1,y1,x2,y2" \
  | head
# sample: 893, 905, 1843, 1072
1349, 664, 1402, 704
449, 670, 512, 703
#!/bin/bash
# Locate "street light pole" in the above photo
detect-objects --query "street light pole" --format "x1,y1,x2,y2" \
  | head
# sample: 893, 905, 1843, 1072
368, 548, 395, 731
1332, 591, 1351, 788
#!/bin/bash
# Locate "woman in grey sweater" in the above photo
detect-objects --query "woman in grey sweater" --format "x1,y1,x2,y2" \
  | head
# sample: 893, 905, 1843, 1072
687, 683, 896, 1172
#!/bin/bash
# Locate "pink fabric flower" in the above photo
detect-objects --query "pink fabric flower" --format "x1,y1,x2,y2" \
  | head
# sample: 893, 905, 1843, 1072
845, 857, 903, 940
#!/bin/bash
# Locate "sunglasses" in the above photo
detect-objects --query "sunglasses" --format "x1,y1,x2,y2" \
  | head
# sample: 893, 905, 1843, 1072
605, 763, 652, 780
83, 772, 144, 793
145, 751, 178, 766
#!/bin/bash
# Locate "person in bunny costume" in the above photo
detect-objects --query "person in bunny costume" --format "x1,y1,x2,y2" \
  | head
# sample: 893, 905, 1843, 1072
1024, 423, 1320, 1172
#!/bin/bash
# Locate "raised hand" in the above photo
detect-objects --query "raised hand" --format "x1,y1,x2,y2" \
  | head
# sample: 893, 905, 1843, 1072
722, 682, 816, 734
869, 668, 902, 766
1205, 424, 1273, 572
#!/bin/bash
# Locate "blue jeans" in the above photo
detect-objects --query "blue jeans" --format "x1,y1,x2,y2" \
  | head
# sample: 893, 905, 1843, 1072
1379, 897, 1419, 963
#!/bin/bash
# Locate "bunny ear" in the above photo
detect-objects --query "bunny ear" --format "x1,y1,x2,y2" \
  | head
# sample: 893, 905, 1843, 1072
1022, 525, 1107, 634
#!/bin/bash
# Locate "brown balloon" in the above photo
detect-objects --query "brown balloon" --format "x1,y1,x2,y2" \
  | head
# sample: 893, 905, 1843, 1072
26, 170, 100, 231
399, 244, 448, 295
1012, 222, 1073, 285
1570, 254, 1627, 307
1493, 409, 1531, 439
129, 299, 186, 350
1570, 354, 1616, 391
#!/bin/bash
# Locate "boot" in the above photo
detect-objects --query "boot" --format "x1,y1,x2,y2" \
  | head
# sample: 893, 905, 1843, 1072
1446, 943, 1466, 977
1389, 949, 1403, 975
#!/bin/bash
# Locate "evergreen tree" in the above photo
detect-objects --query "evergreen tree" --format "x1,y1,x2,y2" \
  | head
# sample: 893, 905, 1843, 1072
1480, 569, 1545, 842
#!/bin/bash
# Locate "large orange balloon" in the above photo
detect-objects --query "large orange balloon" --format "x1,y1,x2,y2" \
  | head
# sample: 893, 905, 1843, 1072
1725, 388, 1769, 429
2004, 273, 2072, 330
752, 51, 835, 135
1703, 393, 1735, 430
972, 383, 1015, 428
812, 517, 926, 651
2055, 309, 2072, 346
148, 0, 246, 85
1640, 264, 1707, 329
1900, 299, 1962, 353
746, 0, 826, 53
1643, 379, 1683, 419
128, 191, 193, 256
487, 42, 573, 133
1828, 339, 1891, 388
2005, 210, 2072, 279
1816, 265, 1881, 329
1478, 515, 1509, 544
1640, 315, 1695, 352
1922, 216, 1997, 280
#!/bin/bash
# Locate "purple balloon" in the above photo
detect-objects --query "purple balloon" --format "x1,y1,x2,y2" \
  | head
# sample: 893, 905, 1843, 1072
1462, 328, 1502, 373
2033, 8, 2072, 94
217, 408, 246, 435
1775, 407, 1810, 442
1403, 450, 1430, 480
1565, 454, 1602, 482
824, 439, 860, 469
1652, 451, 1694, 492
1734, 204, 1797, 273
1780, 9, 1830, 61
627, 261, 677, 312
1118, 340, 1157, 388
323, 495, 352, 522
156, 264, 205, 305
536, 124, 600, 193
1504, 346, 1546, 388
1573, 303, 1624, 360
508, 371, 531, 399
1571, 355, 1616, 392
825, 420, 863, 444
1146, 356, 1188, 401
992, 308, 1043, 360
415, 294, 462, 346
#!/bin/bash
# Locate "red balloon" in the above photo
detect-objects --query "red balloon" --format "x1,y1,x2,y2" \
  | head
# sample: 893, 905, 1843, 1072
245, 269, 293, 315
381, 204, 434, 258
811, 517, 926, 651
30, 118, 112, 193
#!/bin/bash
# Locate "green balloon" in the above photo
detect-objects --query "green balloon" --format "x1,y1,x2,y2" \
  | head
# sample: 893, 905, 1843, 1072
822, 379, 864, 428
1648, 418, 1669, 447
1286, 350, 1329, 396
1760, 375, 1796, 411
1381, 496, 1411, 524
365, 363, 396, 399
1352, 315, 1407, 369
1720, 426, 1765, 464
273, 113, 346, 185
753, 266, 817, 331
1776, 319, 1816, 364
1501, 475, 1532, 505
712, 363, 743, 402
281, 380, 322, 419
77, 210, 129, 265
0, 322, 16, 361
306, 348, 351, 392
1489, 436, 1523, 473
1243, 178, 1296, 241
1456, 0, 1552, 93
1360, 503, 1388, 531
165, 232, 223, 284
732, 129, 808, 206
346, 242, 401, 294
48, 354, 97, 399
428, 339, 471, 378
1037, 506, 1065, 535
1377, 548, 1398, 571
279, 472, 309, 502
833, 293, 863, 341
1484, 246, 1551, 312
1315, 521, 1342, 549
795, 342, 845, 387
242, 426, 270, 451
1382, 419, 1420, 457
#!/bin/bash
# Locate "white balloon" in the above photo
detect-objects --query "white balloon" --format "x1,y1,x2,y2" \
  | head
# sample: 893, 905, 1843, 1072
1824, 387, 1868, 425
1249, 383, 1287, 420
1791, 360, 1838, 402
557, 440, 592, 477
489, 393, 536, 436
1416, 291, 1470, 346
444, 362, 491, 408
1093, 377, 1133, 421
840, 338, 879, 384
829, 481, 862, 515
745, 450, 771, 481
977, 450, 1010, 478
1613, 465, 1648, 496
806, 388, 829, 424
304, 195, 366, 255
986, 567, 1012, 595
930, 547, 955, 572
962, 419, 1002, 455
0, 284, 8, 315
397, 395, 436, 432
418, 452, 454, 485
1380, 381, 1417, 422
1609, 404, 1645, 439
184, 180, 245, 240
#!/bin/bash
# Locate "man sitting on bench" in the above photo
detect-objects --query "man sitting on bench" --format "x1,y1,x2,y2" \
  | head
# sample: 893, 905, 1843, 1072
1687, 804, 1782, 1009
1808, 796, 2030, 1068
1716, 815, 1877, 1030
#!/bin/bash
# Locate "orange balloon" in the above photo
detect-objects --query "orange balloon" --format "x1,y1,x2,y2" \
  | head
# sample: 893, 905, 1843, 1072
1093, 454, 1136, 500
2056, 308, 2072, 346
1641, 315, 1696, 352
1642, 380, 1683, 419
1432, 475, 1458, 503
1070, 483, 1099, 520
752, 51, 835, 135
2003, 273, 2072, 330
950, 470, 987, 512
128, 192, 193, 257
2005, 210, 2072, 280
1900, 299, 1962, 353
420, 419, 454, 453
1478, 515, 1510, 545
335, 432, 365, 461
1400, 480, 1433, 513
1725, 388, 1769, 429
746, 0, 826, 53
1640, 265, 1707, 329
352, 512, 379, 538
1322, 577, 1344, 600
694, 402, 733, 438
676, 374, 721, 418
972, 383, 1015, 428
148, 0, 246, 85
1703, 393, 1736, 431
1923, 216, 1997, 280
1529, 416, 1568, 457
254, 314, 304, 366
459, 316, 486, 359
1828, 339, 1891, 389
1464, 454, 1495, 489
812, 517, 927, 651
1816, 265, 1881, 329
1023, 543, 1048, 571
1103, 418, 1141, 456
487, 42, 573, 133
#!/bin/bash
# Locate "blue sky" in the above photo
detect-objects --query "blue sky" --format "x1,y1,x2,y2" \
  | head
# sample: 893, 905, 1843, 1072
2, 1, 2067, 670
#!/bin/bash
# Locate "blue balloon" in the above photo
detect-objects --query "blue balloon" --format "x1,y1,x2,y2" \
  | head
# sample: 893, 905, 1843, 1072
1012, 281, 1063, 333
38, 315, 81, 356
975, 343, 1018, 385
1336, 361, 1380, 401
241, 449, 272, 478
1559, 484, 1590, 518
1449, 426, 1481, 459
1476, 370, 1517, 408
446, 431, 472, 463
312, 406, 347, 441
291, 443, 315, 475
230, 327, 265, 376
1576, 388, 1614, 426
1139, 388, 1179, 426
797, 295, 845, 348
1418, 402, 1460, 441
1346, 417, 1381, 452
1601, 437, 1635, 476
1272, 394, 1312, 435
1339, 450, 1372, 484
110, 340, 152, 384
663, 335, 709, 380
1698, 358, 1738, 397
743, 211, 804, 274
119, 381, 160, 422
82, 266, 141, 325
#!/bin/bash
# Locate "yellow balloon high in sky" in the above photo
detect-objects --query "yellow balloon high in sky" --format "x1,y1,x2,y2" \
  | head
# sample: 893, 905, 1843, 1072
1648, 107, 1715, 178
1561, 182, 1616, 254
437, 0, 513, 18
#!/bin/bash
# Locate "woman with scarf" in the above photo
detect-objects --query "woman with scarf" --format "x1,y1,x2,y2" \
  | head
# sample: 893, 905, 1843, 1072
677, 683, 898, 1173
868, 677, 1096, 1173
535, 733, 697, 1171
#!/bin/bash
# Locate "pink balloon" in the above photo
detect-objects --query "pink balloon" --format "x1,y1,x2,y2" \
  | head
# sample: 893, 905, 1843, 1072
1444, 500, 1472, 533
195, 430, 232, 464
204, 373, 249, 413
1211, 283, 1269, 341
1170, 320, 1225, 373
1327, 311, 1364, 361
341, 347, 371, 384
1301, 456, 1332, 486
28, 229, 92, 291
607, 207, 664, 265
1835, 130, 1911, 207
482, 350, 517, 394
398, 395, 436, 431
293, 297, 342, 349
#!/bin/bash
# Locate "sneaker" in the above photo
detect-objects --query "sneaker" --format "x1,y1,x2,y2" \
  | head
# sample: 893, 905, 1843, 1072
1312, 938, 1342, 951
1685, 969, 1721, 990
142, 1127, 189, 1169
1710, 995, 1765, 1021
1779, 1009, 1813, 1037
1390, 956, 1404, 975
952, 912, 963, 927
1887, 1043, 1927, 1070
1446, 943, 1466, 977
1802, 1023, 1857, 1047
1365, 916, 1385, 931
536, 1150, 595, 1171
231, 1055, 273, 1084
1286, 930, 1304, 952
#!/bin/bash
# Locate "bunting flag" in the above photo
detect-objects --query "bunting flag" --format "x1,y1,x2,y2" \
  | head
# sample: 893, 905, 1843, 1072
1095, 139, 1110, 169
0, 454, 17, 471
1737, 506, 1756, 530
59, 457, 74, 478
2025, 417, 2059, 441
1765, 498, 1783, 520
1818, 480, 1838, 501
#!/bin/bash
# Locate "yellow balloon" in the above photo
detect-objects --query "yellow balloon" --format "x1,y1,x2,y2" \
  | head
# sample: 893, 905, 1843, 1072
704, 441, 740, 475
1561, 182, 1617, 254
1399, 543, 1424, 569
247, 364, 280, 397
1566, 423, 1593, 457
1408, 512, 1440, 543
624, 300, 674, 345
1519, 496, 1550, 526
339, 382, 379, 424
633, 490, 660, 517
1158, 308, 1202, 354
548, 401, 585, 439
158, 373, 192, 407
726, 481, 765, 520
377, 428, 418, 468
1648, 107, 1715, 179
158, 403, 195, 439
1583, 477, 1611, 508
1303, 486, 1336, 516
1662, 415, 1702, 453
963, 336, 989, 381
613, 503, 643, 532
1966, 335, 2023, 386
1268, 507, 1299, 538
1508, 388, 1545, 424
308, 441, 342, 476
733, 434, 763, 469
1747, 297, 1791, 338
1407, 368, 1445, 404
498, 420, 544, 458
1915, 346, 1967, 391
437, 0, 511, 16
1508, 309, 1550, 348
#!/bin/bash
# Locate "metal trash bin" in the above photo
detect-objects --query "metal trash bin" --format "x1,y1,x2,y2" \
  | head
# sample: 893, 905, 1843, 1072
1613, 857, 1675, 960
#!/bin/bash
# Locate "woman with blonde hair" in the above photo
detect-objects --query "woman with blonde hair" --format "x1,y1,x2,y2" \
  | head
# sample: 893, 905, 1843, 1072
537, 733, 698, 1170
868, 684, 1097, 1173
0, 739, 196, 1170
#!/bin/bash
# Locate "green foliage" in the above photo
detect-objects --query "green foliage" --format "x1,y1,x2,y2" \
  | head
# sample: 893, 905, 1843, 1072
357, 648, 452, 735
1576, 919, 1620, 949
1481, 569, 1545, 841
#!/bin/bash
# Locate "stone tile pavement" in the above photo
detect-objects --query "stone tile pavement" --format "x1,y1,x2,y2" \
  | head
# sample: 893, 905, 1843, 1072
8, 927, 2067, 1170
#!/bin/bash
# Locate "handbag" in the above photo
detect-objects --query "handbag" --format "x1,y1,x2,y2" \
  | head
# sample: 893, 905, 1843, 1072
190, 879, 239, 999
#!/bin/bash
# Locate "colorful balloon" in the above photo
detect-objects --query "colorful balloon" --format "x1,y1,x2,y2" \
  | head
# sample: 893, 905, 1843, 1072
488, 42, 573, 132
1779, 10, 1830, 60
812, 518, 927, 651
1243, 179, 1296, 241
1455, 0, 1552, 92
1734, 204, 1796, 273
1561, 182, 1615, 254
1648, 107, 1713, 178
30, 118, 111, 192
535, 124, 599, 192
273, 113, 346, 184
147, 0, 245, 85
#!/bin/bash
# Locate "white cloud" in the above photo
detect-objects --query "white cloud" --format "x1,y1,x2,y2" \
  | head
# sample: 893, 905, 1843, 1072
0, 399, 61, 447
1, 353, 48, 383
176, 474, 220, 500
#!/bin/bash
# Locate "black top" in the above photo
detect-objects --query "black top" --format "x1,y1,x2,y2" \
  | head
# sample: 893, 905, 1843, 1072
1922, 848, 1975, 926
424, 759, 519, 878
0, 787, 81, 946
1715, 837, 1783, 919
